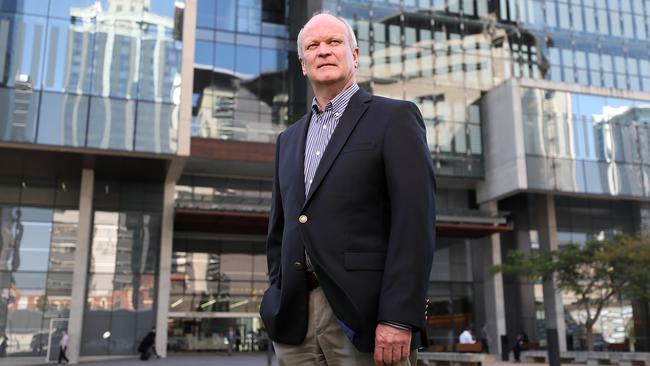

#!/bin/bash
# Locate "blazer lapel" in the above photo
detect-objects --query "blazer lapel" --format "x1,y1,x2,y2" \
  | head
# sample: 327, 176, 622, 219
303, 89, 372, 209
290, 111, 312, 206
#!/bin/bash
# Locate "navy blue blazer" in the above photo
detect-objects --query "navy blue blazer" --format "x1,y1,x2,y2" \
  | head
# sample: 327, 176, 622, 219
260, 88, 436, 352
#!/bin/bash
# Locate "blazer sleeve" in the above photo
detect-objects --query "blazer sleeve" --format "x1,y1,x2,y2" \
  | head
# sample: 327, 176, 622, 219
266, 133, 284, 287
377, 101, 436, 331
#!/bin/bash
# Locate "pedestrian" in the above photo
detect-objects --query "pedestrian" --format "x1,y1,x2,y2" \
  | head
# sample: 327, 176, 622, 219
58, 330, 69, 364
479, 324, 489, 353
0, 334, 7, 357
512, 331, 529, 362
259, 11, 436, 366
137, 327, 159, 361
226, 326, 236, 356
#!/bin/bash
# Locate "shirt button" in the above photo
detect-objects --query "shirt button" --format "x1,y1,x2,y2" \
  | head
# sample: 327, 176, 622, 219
316, 151, 321, 156
334, 112, 340, 117
322, 125, 327, 129
299, 215, 308, 224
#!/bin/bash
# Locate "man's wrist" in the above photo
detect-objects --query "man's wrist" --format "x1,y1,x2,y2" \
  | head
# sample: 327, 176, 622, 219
379, 320, 412, 331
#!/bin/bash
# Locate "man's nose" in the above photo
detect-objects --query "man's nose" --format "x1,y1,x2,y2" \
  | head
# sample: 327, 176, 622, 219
317, 43, 332, 56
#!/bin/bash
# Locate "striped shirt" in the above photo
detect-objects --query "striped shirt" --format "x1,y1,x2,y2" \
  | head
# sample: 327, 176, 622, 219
304, 83, 359, 196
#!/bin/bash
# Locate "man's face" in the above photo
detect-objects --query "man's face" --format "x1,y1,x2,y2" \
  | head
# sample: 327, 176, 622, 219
299, 15, 358, 87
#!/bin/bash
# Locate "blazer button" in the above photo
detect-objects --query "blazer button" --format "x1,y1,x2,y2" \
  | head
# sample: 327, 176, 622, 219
293, 261, 304, 271
298, 214, 308, 224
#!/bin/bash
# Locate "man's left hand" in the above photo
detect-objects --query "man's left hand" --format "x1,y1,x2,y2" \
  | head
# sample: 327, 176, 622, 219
374, 323, 411, 365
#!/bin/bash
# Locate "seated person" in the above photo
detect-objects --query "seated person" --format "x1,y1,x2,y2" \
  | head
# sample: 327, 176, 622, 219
459, 329, 476, 344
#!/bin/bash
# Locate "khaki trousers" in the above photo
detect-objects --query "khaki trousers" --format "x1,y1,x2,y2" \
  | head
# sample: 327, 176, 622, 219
273, 287, 417, 366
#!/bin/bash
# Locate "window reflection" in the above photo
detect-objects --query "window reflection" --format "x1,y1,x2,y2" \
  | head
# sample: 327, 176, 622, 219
0, 0, 182, 153
522, 87, 650, 198
170, 239, 266, 313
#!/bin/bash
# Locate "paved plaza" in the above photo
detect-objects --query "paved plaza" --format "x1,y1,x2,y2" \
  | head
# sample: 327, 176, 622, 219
0, 352, 583, 366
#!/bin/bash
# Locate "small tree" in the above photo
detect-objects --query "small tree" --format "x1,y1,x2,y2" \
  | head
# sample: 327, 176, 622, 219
492, 234, 650, 351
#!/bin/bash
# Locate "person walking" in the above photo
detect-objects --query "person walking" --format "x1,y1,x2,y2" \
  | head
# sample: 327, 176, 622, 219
226, 326, 237, 356
260, 11, 436, 366
513, 331, 529, 362
137, 328, 159, 360
479, 324, 490, 353
0, 334, 7, 357
58, 330, 69, 364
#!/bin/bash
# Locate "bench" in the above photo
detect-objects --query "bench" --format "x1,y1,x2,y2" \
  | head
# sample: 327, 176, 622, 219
522, 351, 650, 365
607, 343, 630, 352
521, 350, 576, 364
619, 352, 650, 366
454, 343, 482, 353
418, 351, 495, 366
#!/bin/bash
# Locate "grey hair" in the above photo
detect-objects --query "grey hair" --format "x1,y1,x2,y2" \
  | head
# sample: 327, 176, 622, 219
296, 12, 358, 59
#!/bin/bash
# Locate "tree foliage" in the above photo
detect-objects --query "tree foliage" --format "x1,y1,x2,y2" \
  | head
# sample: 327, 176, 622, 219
492, 234, 650, 350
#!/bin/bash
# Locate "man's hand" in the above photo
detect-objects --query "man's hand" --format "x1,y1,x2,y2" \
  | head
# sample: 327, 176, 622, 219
374, 323, 411, 365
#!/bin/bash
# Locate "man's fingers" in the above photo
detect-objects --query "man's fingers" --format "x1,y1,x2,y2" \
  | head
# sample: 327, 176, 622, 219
384, 345, 393, 364
400, 345, 409, 361
392, 346, 402, 363
374, 345, 383, 365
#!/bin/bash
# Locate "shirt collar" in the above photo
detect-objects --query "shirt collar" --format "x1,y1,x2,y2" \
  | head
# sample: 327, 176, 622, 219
311, 83, 360, 115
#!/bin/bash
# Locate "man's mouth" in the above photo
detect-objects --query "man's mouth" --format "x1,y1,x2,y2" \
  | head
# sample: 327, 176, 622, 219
318, 63, 336, 68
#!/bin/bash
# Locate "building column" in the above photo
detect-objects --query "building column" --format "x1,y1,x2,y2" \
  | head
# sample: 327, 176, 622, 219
155, 178, 175, 358
480, 201, 507, 357
68, 168, 94, 364
536, 194, 567, 364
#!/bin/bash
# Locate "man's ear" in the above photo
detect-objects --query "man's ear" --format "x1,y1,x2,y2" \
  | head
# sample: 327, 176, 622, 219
299, 57, 307, 76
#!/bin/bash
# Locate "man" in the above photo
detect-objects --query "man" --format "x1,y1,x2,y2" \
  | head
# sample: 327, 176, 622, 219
260, 12, 436, 366
58, 330, 69, 364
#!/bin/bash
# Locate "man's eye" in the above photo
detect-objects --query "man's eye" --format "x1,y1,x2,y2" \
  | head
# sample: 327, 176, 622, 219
307, 43, 318, 50
331, 40, 341, 45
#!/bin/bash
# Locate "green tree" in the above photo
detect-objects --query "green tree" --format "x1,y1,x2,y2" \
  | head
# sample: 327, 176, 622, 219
492, 234, 650, 351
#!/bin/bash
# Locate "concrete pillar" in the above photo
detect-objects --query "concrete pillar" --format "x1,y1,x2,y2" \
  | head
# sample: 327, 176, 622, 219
67, 168, 94, 364
480, 201, 507, 357
155, 178, 176, 357
177, 0, 195, 158
536, 194, 567, 364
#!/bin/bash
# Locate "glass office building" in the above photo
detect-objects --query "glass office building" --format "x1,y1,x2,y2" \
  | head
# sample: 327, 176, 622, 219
1, 0, 650, 363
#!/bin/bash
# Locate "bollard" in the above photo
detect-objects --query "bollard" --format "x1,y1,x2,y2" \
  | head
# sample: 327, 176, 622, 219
500, 335, 509, 361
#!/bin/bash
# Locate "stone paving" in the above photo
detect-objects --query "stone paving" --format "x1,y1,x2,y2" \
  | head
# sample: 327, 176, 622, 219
0, 352, 583, 366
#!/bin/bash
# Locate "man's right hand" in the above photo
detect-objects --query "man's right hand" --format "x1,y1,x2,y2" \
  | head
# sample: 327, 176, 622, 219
373, 323, 411, 365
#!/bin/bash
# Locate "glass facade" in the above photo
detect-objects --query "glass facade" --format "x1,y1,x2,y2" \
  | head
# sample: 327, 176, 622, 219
522, 88, 650, 197
0, 175, 79, 358
425, 238, 476, 350
170, 238, 266, 315
0, 0, 183, 153
168, 237, 266, 352
191, 0, 305, 143
81, 179, 162, 356
503, 0, 650, 91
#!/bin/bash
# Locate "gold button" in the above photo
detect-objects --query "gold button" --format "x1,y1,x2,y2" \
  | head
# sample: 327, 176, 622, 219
298, 214, 308, 224
293, 261, 304, 271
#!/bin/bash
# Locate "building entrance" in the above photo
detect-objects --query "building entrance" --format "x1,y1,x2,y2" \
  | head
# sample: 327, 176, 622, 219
167, 313, 267, 353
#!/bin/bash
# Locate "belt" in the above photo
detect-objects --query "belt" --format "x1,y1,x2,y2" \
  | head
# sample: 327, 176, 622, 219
306, 271, 319, 291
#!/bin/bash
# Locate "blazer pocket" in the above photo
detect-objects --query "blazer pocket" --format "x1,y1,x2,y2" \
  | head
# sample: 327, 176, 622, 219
344, 251, 386, 271
341, 142, 375, 154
